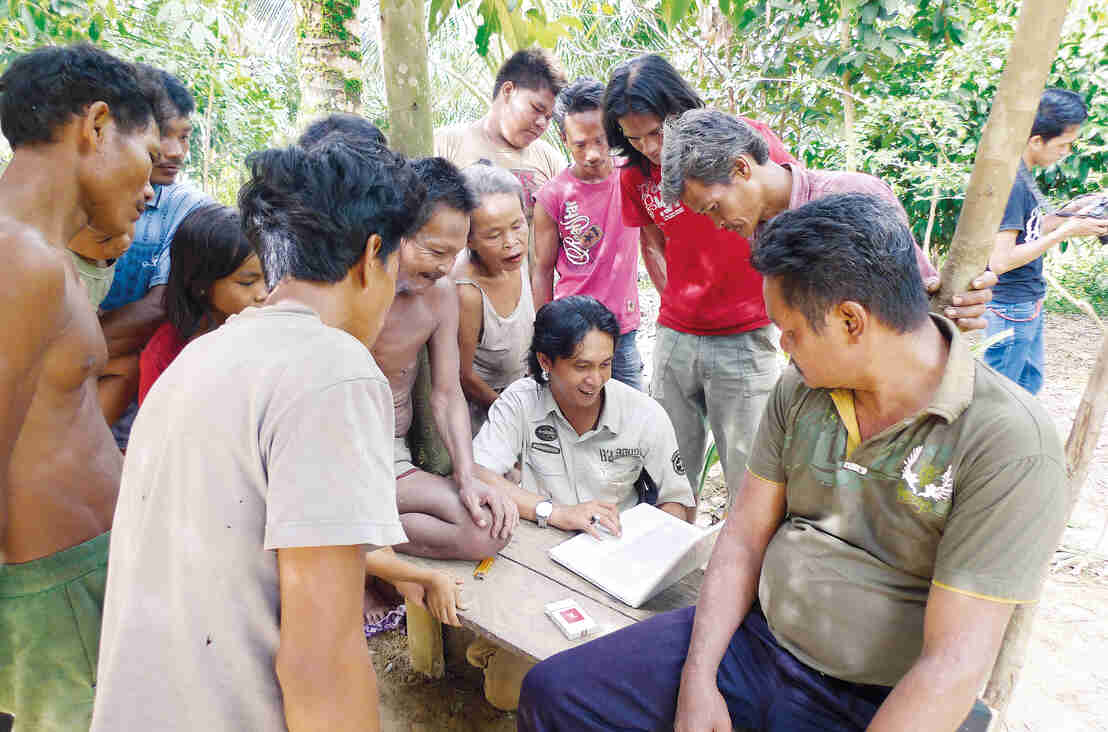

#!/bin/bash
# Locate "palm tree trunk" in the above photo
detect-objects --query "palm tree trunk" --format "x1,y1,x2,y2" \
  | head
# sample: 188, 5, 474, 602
297, 0, 364, 121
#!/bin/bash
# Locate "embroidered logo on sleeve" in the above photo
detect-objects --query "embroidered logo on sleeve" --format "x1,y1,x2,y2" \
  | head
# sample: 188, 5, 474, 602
672, 450, 685, 475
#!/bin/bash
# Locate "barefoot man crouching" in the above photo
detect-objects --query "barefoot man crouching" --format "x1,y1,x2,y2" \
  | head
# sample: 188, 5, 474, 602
0, 45, 160, 730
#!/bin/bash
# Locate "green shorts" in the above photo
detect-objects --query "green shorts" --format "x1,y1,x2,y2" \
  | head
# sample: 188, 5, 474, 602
0, 532, 109, 732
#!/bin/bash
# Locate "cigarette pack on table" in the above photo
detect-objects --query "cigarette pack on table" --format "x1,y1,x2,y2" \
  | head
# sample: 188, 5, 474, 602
544, 598, 597, 640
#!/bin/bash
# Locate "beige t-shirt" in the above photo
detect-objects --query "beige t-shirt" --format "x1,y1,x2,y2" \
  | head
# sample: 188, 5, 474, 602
67, 249, 116, 308
91, 302, 406, 732
747, 314, 1068, 686
434, 120, 566, 222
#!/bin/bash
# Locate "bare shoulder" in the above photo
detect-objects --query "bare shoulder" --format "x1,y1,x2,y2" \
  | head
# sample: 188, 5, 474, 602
455, 277, 483, 313
427, 276, 461, 315
0, 218, 67, 315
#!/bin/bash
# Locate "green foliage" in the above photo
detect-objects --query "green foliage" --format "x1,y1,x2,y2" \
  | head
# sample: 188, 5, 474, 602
1046, 248, 1108, 317
343, 75, 363, 99
0, 0, 295, 205
428, 0, 581, 56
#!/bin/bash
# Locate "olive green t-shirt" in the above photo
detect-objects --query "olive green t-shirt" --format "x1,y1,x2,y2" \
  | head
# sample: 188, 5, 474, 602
434, 120, 566, 223
747, 314, 1068, 686
67, 250, 116, 309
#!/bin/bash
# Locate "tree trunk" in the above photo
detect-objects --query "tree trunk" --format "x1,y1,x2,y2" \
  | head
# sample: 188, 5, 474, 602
928, 0, 1068, 312
1064, 330, 1108, 516
840, 6, 856, 172
969, 3, 1070, 716
297, 0, 364, 122
378, 0, 433, 157
377, 0, 452, 475
985, 329, 1108, 713
922, 176, 940, 261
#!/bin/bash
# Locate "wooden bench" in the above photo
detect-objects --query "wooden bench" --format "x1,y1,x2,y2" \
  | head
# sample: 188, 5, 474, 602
401, 520, 705, 676
400, 520, 993, 730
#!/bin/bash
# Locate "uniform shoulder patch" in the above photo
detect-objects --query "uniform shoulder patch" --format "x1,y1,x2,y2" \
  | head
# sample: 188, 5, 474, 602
672, 450, 685, 475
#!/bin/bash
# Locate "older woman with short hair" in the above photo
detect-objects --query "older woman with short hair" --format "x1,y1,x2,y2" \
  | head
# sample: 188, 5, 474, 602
454, 161, 537, 435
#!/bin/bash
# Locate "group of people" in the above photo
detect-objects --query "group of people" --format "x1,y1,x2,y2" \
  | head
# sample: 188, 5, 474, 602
0, 35, 1103, 732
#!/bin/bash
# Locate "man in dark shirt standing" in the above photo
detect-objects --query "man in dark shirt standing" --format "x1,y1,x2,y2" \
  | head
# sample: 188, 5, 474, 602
984, 88, 1107, 394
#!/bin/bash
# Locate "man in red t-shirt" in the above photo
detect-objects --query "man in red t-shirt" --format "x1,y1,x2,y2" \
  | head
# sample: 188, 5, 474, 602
603, 55, 798, 517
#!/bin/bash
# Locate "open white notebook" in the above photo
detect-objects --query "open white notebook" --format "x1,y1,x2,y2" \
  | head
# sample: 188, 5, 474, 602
548, 503, 722, 608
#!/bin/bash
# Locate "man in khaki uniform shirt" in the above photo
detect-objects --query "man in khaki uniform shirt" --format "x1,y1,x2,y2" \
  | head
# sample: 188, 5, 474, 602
517, 194, 1068, 732
434, 48, 567, 223
473, 375, 694, 516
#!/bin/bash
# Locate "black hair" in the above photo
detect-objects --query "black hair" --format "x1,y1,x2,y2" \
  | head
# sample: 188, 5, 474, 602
603, 54, 704, 176
160, 69, 196, 118
165, 204, 255, 339
0, 44, 155, 149
553, 78, 605, 137
751, 193, 929, 334
298, 113, 388, 150
492, 48, 567, 100
528, 295, 620, 384
238, 140, 425, 289
133, 64, 179, 134
410, 157, 477, 232
1030, 88, 1088, 142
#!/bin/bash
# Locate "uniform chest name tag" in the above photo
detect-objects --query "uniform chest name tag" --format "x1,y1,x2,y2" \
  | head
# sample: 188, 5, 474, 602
842, 461, 868, 475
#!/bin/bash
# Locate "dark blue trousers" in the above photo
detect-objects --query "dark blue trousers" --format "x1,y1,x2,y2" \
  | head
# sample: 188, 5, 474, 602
517, 605, 891, 732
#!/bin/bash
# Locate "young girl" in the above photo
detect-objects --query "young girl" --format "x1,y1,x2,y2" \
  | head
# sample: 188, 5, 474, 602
138, 203, 268, 404
454, 161, 536, 435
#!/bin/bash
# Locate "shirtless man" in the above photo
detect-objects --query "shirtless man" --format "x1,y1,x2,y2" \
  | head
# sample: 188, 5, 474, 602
0, 45, 159, 730
369, 157, 519, 560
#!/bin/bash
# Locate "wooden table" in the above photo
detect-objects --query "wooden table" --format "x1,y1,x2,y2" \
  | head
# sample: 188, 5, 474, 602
401, 520, 711, 676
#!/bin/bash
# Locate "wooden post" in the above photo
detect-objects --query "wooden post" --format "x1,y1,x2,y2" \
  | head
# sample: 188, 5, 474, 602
928, 0, 1069, 313
1064, 330, 1108, 515
406, 600, 445, 678
377, 0, 453, 478
926, 0, 1072, 717
984, 325, 1108, 711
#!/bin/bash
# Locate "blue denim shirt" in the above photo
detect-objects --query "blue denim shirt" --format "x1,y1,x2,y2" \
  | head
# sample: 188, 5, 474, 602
99, 182, 211, 312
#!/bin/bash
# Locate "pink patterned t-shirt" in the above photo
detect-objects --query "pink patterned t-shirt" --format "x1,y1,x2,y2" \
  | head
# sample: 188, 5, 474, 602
536, 167, 641, 334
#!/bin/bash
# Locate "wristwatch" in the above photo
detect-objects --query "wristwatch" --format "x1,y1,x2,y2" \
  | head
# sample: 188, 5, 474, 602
535, 500, 553, 529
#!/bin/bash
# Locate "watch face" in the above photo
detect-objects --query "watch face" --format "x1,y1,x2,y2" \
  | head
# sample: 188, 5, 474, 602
536, 501, 553, 519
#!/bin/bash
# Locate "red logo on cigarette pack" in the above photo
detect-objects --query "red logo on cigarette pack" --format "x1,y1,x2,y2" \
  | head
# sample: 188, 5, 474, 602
560, 608, 584, 623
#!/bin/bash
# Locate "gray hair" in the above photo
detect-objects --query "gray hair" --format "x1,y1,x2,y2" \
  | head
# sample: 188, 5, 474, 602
660, 108, 771, 205
460, 160, 524, 205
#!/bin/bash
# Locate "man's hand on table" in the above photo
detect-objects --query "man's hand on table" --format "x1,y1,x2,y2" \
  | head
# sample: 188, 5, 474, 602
550, 500, 621, 540
457, 473, 519, 541
396, 571, 466, 627
925, 269, 997, 332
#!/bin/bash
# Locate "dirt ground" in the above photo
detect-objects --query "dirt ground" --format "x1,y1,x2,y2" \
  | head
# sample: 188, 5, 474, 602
369, 296, 1108, 731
